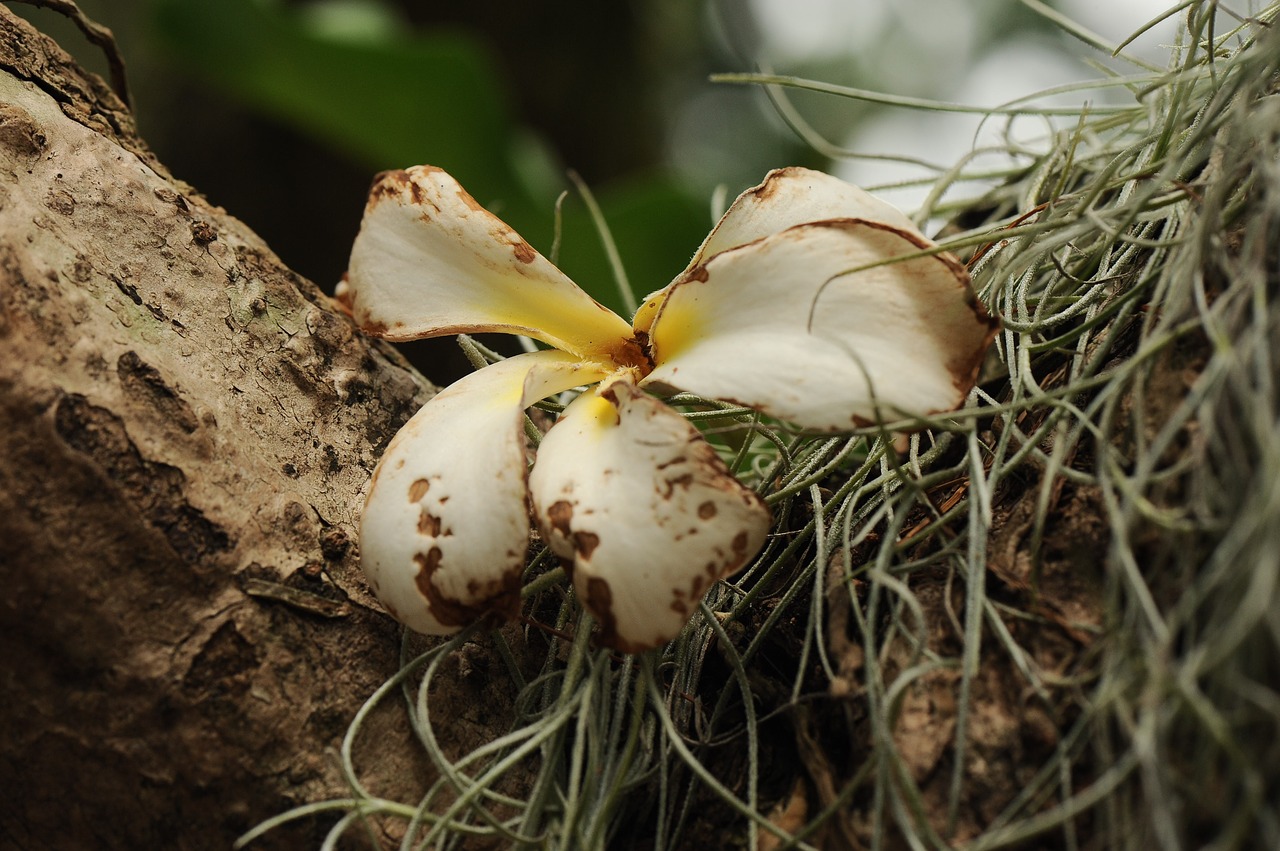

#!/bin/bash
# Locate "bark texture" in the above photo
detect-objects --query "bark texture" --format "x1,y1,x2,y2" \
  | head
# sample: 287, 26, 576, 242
0, 9, 435, 847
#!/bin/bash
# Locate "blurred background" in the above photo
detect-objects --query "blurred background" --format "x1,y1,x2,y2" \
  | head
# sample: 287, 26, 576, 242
12, 0, 1181, 382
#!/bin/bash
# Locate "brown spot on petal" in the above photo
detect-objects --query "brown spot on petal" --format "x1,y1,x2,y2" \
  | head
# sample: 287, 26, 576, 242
411, 548, 446, 612
413, 548, 520, 628
573, 531, 600, 559
732, 531, 749, 555
367, 169, 410, 208
746, 168, 789, 202
698, 501, 718, 520
584, 577, 631, 652
660, 472, 695, 499
511, 240, 536, 264
418, 511, 443, 537
547, 500, 574, 538
603, 335, 653, 373
408, 478, 430, 502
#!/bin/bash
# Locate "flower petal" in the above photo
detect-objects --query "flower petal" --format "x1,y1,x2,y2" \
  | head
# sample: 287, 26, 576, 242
345, 166, 645, 367
634, 167, 919, 334
528, 379, 770, 652
360, 349, 611, 635
642, 220, 998, 430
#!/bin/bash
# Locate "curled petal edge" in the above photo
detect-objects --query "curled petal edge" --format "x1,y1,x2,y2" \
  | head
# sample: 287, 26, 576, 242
634, 166, 922, 336
642, 219, 998, 431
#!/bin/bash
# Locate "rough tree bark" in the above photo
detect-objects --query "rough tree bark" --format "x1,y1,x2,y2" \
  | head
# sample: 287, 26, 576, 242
0, 9, 440, 848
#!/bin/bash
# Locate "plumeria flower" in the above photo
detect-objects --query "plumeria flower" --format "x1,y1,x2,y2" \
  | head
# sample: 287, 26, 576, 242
341, 165, 997, 652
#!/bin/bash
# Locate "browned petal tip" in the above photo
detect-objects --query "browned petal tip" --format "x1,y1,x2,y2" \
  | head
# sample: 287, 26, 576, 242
366, 169, 412, 208
412, 550, 522, 629
360, 319, 390, 337
584, 576, 650, 654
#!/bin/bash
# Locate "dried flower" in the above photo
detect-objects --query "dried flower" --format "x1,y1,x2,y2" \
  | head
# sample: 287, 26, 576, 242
343, 166, 996, 651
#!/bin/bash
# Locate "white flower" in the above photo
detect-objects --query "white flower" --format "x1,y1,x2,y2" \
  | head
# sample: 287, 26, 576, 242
342, 166, 997, 652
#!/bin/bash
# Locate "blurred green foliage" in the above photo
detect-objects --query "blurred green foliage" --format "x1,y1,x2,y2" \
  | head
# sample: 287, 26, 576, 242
146, 0, 709, 314
151, 0, 516, 195
12, 0, 1084, 316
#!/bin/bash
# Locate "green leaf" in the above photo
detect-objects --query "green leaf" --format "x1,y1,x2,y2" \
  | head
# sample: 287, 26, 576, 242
148, 0, 708, 316
149, 0, 518, 202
